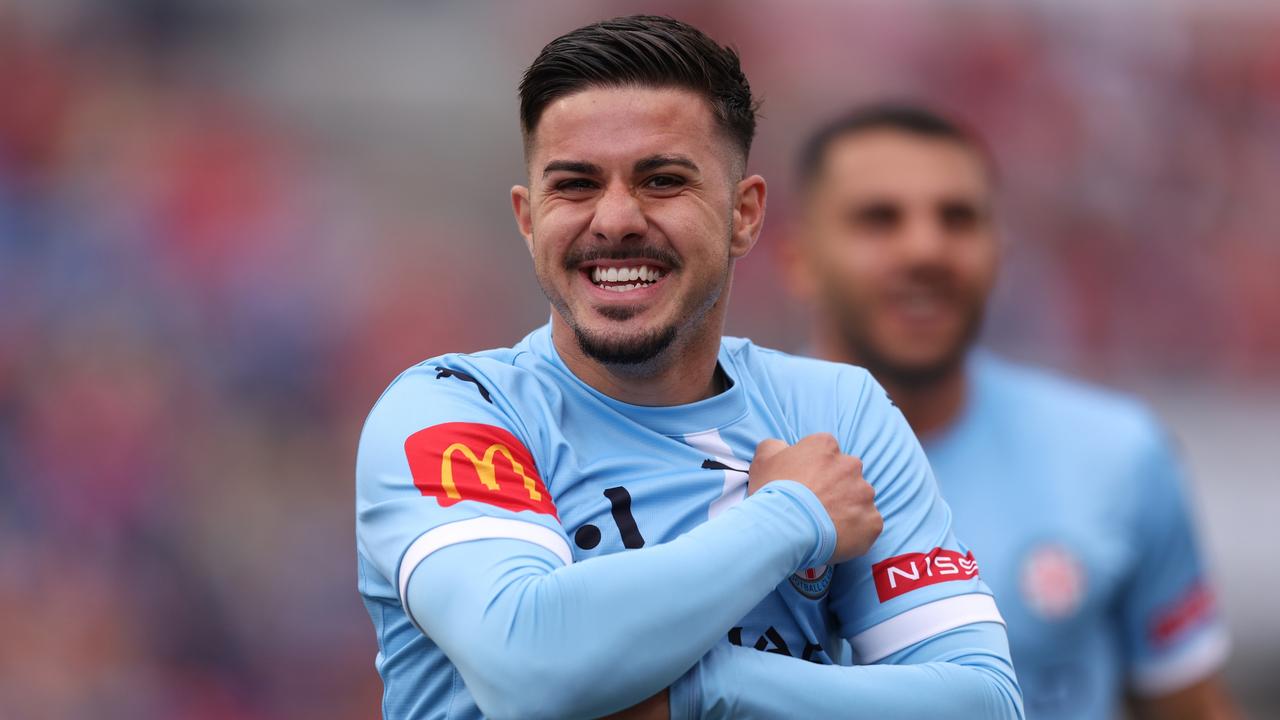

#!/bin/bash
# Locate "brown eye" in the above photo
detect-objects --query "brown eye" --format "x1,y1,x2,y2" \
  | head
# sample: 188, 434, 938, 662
849, 202, 902, 232
645, 175, 685, 191
557, 178, 598, 193
939, 202, 981, 232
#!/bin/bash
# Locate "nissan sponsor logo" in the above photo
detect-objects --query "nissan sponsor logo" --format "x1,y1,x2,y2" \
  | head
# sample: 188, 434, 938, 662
872, 548, 979, 602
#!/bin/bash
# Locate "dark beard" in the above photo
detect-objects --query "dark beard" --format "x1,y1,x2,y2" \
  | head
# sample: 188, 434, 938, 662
540, 222, 731, 372
573, 321, 679, 367
843, 329, 972, 389
829, 289, 985, 391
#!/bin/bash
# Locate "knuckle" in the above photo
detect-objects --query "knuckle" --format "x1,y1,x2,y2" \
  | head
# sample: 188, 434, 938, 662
838, 456, 862, 476
803, 432, 839, 452
854, 478, 874, 499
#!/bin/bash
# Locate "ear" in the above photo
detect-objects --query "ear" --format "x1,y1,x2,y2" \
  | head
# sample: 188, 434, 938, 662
729, 174, 767, 259
511, 185, 534, 255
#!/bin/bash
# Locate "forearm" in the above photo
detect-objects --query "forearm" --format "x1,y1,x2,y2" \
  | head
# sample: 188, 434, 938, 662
686, 622, 1023, 720
411, 482, 834, 720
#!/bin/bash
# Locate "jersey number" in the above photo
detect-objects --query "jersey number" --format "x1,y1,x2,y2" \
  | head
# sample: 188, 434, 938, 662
574, 486, 646, 550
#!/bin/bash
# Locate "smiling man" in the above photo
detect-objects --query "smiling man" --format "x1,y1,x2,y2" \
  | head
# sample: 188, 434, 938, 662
786, 104, 1236, 719
356, 17, 1023, 720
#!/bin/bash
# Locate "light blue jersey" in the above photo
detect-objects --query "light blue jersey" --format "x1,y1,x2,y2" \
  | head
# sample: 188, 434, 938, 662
923, 352, 1228, 719
357, 325, 1021, 719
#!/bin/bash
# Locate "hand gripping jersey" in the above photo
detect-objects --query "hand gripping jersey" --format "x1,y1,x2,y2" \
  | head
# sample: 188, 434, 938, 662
923, 352, 1229, 719
357, 326, 1018, 719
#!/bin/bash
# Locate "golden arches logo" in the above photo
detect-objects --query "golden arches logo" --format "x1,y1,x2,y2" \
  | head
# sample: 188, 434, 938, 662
440, 442, 544, 502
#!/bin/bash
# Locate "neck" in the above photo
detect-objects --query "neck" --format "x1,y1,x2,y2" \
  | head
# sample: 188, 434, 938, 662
878, 370, 966, 439
812, 333, 968, 438
551, 316, 725, 406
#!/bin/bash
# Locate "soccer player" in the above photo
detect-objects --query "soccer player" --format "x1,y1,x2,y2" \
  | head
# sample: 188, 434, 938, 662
785, 104, 1237, 719
357, 18, 1023, 720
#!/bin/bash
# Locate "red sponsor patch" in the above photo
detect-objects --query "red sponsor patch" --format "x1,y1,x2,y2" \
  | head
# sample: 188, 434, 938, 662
873, 548, 979, 602
405, 422, 557, 518
1151, 582, 1215, 646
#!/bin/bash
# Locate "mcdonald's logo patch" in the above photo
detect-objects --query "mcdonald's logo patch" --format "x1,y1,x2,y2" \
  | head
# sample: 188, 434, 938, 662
405, 422, 557, 518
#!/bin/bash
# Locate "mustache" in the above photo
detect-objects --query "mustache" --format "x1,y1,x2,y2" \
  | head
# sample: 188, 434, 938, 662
899, 265, 963, 294
562, 246, 682, 271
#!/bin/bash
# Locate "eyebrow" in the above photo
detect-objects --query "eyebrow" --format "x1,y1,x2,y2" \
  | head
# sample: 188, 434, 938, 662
634, 154, 699, 175
542, 160, 603, 178
541, 155, 701, 179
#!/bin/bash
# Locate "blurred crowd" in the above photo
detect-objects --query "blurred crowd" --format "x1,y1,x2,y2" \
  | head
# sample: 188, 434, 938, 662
0, 3, 386, 717
0, 1, 1275, 718
691, 0, 1280, 376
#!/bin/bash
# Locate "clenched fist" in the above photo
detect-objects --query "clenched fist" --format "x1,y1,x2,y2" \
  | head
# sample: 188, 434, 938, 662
748, 433, 883, 564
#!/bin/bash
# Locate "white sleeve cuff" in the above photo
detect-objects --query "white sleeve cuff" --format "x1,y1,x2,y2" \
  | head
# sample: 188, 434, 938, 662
397, 516, 573, 610
1130, 624, 1231, 696
849, 593, 1005, 663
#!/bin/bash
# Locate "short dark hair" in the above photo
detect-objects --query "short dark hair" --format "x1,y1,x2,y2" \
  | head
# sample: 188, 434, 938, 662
797, 103, 994, 188
519, 15, 759, 163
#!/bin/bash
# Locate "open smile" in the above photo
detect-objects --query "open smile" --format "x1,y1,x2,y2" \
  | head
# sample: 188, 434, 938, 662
579, 261, 670, 298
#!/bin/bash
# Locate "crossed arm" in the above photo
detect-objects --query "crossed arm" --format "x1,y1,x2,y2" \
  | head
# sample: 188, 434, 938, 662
408, 482, 1023, 720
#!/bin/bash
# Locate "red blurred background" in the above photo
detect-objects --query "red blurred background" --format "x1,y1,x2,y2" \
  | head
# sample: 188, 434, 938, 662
0, 1, 1275, 717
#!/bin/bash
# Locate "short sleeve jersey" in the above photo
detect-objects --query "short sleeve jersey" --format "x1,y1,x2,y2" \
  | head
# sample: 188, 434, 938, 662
923, 352, 1228, 720
357, 325, 1002, 718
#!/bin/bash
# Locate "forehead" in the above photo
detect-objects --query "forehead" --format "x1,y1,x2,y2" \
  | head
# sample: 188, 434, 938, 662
528, 86, 727, 169
816, 130, 991, 202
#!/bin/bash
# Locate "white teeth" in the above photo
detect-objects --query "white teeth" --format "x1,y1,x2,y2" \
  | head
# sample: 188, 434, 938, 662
589, 265, 665, 287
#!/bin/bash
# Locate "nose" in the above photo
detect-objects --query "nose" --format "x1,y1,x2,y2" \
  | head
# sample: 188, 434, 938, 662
900, 214, 949, 263
588, 183, 647, 242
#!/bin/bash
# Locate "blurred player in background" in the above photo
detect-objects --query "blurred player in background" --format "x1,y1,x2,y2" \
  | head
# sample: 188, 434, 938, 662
357, 17, 1024, 720
785, 103, 1238, 719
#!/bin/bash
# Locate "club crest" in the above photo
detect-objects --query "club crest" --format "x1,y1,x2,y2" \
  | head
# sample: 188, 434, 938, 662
1020, 543, 1085, 620
789, 564, 833, 599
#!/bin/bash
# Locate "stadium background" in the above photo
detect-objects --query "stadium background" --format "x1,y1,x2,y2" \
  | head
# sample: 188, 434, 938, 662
0, 0, 1276, 717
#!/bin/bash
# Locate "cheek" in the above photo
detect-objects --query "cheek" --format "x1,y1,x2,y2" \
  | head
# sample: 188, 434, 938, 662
957, 244, 999, 294
532, 209, 584, 263
825, 238, 888, 290
536, 196, 595, 232
652, 202, 730, 262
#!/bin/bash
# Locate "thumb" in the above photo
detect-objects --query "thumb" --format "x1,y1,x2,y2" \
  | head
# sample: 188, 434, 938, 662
748, 438, 788, 496
753, 438, 788, 463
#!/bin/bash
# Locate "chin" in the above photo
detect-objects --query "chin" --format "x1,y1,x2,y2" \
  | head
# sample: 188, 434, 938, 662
573, 320, 679, 368
876, 348, 967, 387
